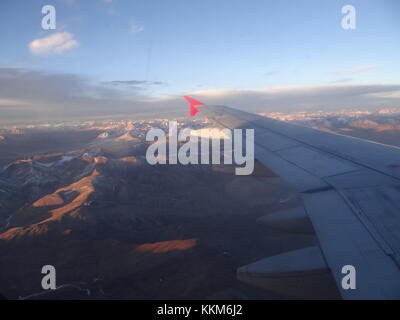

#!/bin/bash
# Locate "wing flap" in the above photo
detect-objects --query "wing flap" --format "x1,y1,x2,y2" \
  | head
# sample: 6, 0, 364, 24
276, 146, 360, 178
303, 189, 400, 299
255, 145, 330, 192
237, 246, 340, 299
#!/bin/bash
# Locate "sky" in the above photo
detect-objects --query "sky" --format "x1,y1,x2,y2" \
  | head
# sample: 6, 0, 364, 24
0, 0, 400, 124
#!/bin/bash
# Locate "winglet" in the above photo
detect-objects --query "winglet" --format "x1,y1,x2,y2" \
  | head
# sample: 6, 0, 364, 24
184, 96, 204, 117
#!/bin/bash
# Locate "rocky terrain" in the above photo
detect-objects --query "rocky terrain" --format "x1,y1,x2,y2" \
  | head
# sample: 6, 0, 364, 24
262, 108, 400, 147
0, 118, 308, 300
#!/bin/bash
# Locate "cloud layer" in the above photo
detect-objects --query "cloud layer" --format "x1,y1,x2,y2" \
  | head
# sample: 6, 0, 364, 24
103, 80, 166, 87
336, 64, 381, 74
1, 68, 400, 125
191, 84, 400, 111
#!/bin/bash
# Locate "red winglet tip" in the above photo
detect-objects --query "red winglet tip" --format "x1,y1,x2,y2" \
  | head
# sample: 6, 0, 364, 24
184, 96, 204, 117
190, 105, 199, 117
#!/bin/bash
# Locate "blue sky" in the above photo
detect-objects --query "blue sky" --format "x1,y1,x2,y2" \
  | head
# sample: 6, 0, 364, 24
0, 0, 400, 123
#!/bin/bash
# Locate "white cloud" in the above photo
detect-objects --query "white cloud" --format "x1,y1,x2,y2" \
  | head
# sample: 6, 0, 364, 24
336, 64, 381, 74
28, 32, 79, 56
368, 90, 400, 99
130, 21, 144, 34
0, 98, 31, 107
330, 78, 353, 84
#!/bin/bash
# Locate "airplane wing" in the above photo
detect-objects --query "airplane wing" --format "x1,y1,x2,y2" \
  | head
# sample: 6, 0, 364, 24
184, 96, 400, 299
